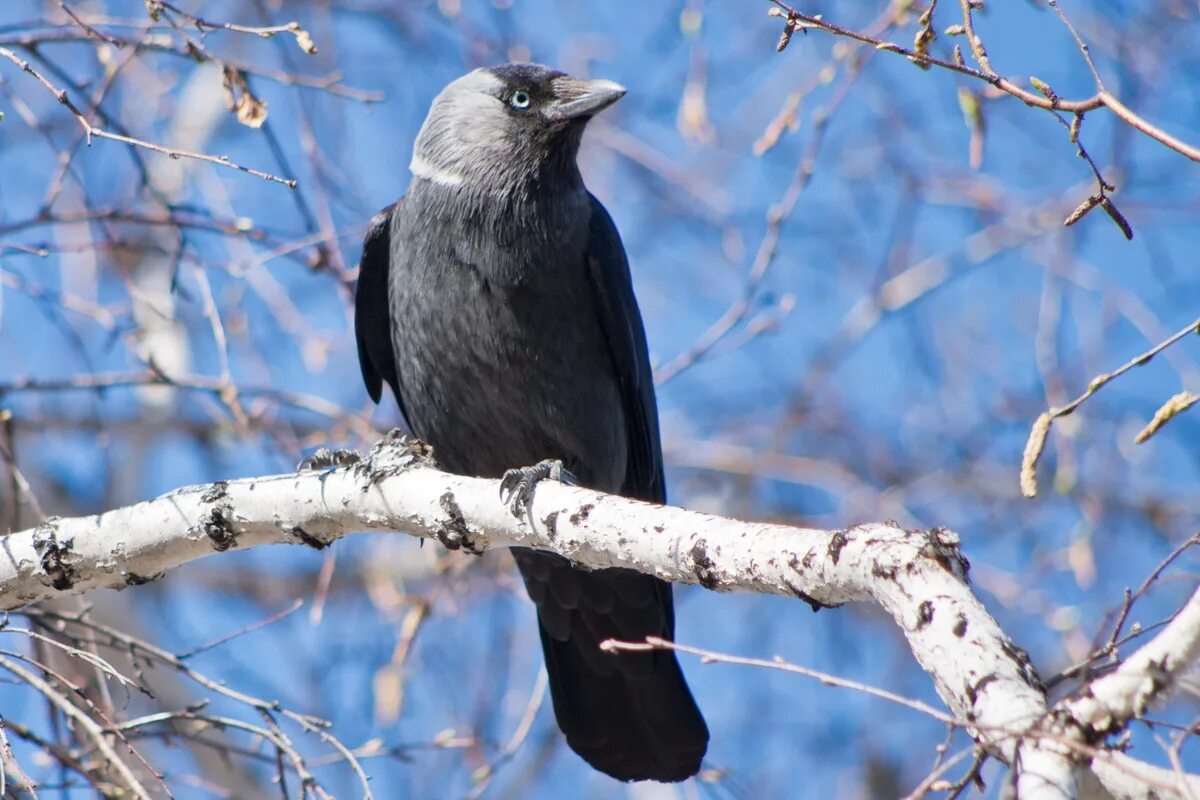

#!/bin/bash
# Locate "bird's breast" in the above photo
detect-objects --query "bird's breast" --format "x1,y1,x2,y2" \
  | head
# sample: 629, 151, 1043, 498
389, 194, 626, 490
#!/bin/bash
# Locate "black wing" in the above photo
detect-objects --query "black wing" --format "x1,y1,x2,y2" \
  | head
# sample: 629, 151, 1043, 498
528, 195, 706, 782
354, 202, 405, 417
584, 194, 665, 504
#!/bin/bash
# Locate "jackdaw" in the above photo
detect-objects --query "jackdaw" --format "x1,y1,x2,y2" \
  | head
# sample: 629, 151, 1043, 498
354, 63, 708, 782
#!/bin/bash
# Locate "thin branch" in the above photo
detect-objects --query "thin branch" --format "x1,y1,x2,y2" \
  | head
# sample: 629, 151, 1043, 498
0, 655, 154, 800
1099, 90, 1200, 163
655, 33, 868, 384
0, 370, 363, 429
57, 2, 123, 47
151, 0, 318, 55
957, 0, 995, 76
177, 598, 304, 659
24, 607, 373, 799
0, 30, 381, 101
766, 1, 1200, 162
465, 668, 547, 798
0, 46, 297, 187
604, 637, 956, 724
1021, 317, 1200, 496
1047, 0, 1104, 89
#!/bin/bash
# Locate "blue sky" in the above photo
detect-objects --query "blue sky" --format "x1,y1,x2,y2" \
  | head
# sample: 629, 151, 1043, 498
1, 1, 1198, 797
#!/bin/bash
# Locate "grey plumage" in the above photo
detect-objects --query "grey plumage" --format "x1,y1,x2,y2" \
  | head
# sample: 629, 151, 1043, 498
354, 63, 707, 782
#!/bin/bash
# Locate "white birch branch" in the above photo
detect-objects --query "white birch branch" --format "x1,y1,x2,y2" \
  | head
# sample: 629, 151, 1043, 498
0, 435, 1193, 798
1088, 752, 1200, 800
1065, 585, 1200, 733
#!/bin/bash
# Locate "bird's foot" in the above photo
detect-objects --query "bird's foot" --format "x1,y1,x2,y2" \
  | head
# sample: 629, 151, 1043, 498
499, 459, 578, 526
298, 447, 362, 471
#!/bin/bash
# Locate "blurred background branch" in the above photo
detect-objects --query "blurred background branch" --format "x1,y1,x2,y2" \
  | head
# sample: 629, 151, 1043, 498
0, 0, 1198, 797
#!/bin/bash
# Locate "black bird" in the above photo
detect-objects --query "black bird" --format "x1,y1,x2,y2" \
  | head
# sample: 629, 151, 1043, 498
353, 63, 708, 782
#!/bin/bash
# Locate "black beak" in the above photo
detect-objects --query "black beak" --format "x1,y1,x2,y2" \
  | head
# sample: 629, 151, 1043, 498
546, 77, 627, 122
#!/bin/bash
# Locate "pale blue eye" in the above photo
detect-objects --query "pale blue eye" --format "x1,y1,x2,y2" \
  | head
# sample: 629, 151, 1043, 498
510, 90, 531, 109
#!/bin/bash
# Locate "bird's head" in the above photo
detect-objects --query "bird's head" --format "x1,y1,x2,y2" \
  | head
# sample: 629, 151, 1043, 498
409, 63, 625, 193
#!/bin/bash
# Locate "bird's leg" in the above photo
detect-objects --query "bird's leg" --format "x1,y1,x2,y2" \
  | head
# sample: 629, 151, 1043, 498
499, 459, 579, 527
297, 447, 362, 471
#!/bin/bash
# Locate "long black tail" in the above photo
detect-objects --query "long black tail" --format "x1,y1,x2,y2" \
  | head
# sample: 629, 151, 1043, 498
513, 549, 708, 782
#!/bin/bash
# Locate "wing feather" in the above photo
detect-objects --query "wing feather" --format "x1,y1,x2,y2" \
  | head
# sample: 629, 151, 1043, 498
584, 194, 665, 505
354, 202, 405, 420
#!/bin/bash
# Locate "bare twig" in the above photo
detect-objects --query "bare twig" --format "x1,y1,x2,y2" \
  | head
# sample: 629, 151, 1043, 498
1020, 317, 1200, 496
766, 1, 1200, 162
0, 655, 154, 800
0, 46, 297, 187
603, 636, 957, 723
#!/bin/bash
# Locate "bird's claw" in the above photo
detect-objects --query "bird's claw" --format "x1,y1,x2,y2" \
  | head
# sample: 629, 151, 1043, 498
499, 459, 578, 527
298, 447, 362, 471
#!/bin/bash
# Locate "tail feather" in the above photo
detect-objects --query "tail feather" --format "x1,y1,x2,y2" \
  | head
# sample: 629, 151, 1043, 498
514, 549, 708, 782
